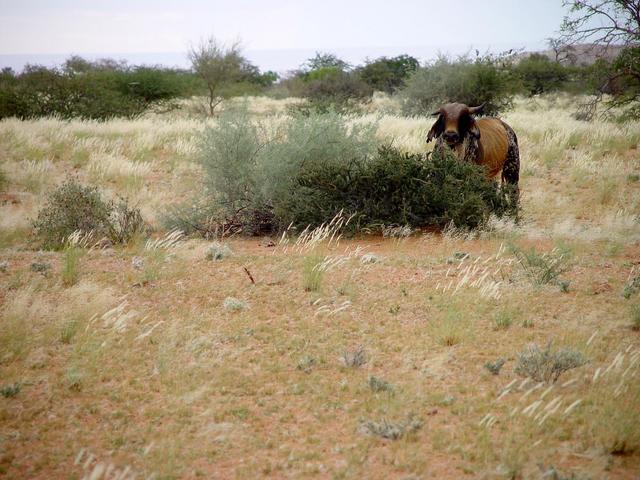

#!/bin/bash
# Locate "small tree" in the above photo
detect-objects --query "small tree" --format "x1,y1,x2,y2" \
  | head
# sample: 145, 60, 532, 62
188, 37, 248, 115
357, 55, 419, 93
514, 53, 569, 95
558, 0, 640, 118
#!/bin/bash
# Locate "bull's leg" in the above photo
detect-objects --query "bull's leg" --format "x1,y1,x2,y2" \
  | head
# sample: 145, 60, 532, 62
501, 122, 520, 210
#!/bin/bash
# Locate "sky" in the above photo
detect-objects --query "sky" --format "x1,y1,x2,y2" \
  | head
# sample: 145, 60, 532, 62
0, 0, 569, 72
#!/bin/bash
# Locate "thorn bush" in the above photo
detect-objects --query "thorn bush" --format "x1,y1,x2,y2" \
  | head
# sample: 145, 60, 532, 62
32, 180, 144, 250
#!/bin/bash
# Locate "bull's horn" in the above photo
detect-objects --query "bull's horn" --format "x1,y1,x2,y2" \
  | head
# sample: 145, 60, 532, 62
468, 104, 485, 115
431, 108, 442, 116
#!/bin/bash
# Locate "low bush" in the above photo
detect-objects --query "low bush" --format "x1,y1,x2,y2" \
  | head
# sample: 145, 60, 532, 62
189, 107, 514, 236
359, 416, 422, 440
515, 342, 586, 383
400, 53, 514, 116
32, 180, 144, 250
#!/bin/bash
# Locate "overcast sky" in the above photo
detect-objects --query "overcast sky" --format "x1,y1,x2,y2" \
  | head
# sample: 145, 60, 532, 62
0, 0, 569, 53
0, 0, 570, 71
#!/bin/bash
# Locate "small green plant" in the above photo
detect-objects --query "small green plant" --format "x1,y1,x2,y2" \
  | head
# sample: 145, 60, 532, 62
340, 346, 367, 368
484, 358, 506, 375
493, 311, 513, 330
66, 368, 84, 391
206, 242, 232, 261
521, 318, 534, 328
623, 275, 640, 299
296, 355, 317, 373
60, 319, 80, 344
61, 246, 83, 287
223, 297, 247, 311
359, 415, 422, 440
361, 253, 381, 264
30, 262, 51, 276
431, 310, 467, 346
302, 255, 324, 292
0, 382, 21, 398
515, 342, 586, 383
107, 197, 146, 245
510, 244, 570, 286
630, 304, 640, 331
558, 279, 571, 293
368, 376, 393, 393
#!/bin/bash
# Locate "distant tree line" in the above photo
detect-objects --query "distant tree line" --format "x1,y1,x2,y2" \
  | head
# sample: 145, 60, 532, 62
1, 7, 639, 121
0, 51, 278, 120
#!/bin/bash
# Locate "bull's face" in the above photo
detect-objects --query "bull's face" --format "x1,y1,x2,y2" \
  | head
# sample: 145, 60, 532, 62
426, 103, 484, 146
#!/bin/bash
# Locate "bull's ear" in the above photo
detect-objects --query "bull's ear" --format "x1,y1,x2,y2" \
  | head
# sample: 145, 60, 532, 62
468, 118, 481, 139
426, 115, 444, 143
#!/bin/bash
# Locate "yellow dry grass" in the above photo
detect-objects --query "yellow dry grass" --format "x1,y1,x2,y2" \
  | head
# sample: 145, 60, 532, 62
0, 94, 639, 479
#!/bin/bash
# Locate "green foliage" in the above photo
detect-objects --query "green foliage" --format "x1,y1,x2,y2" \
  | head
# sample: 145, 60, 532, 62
0, 383, 21, 398
515, 342, 586, 383
401, 54, 514, 116
193, 108, 513, 236
61, 246, 83, 287
304, 52, 351, 72
359, 416, 422, 440
368, 375, 394, 393
623, 275, 640, 299
630, 304, 640, 331
357, 55, 419, 93
510, 244, 570, 286
32, 180, 144, 250
484, 358, 506, 375
514, 54, 569, 95
0, 59, 199, 120
493, 311, 513, 330
275, 145, 513, 230
189, 37, 272, 115
33, 181, 112, 250
302, 255, 324, 292
281, 52, 372, 113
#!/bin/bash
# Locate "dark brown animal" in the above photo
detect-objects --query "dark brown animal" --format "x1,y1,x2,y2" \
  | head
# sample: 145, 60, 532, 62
426, 102, 519, 193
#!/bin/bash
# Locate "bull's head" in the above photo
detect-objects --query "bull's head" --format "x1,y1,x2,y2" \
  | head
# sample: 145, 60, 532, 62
426, 103, 484, 146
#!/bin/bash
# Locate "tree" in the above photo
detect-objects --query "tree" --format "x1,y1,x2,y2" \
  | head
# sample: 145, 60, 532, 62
357, 55, 419, 93
558, 1, 640, 118
304, 52, 350, 72
514, 53, 569, 95
188, 37, 249, 115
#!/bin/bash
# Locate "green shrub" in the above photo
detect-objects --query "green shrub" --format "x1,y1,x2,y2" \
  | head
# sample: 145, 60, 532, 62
400, 54, 514, 116
192, 108, 513, 235
515, 342, 586, 383
107, 197, 145, 245
0, 383, 20, 398
513, 54, 568, 95
32, 181, 112, 250
359, 416, 422, 440
32, 180, 143, 250
274, 145, 512, 230
484, 358, 506, 375
357, 55, 419, 93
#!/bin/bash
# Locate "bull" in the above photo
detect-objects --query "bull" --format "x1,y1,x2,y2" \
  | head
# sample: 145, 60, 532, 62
426, 102, 520, 197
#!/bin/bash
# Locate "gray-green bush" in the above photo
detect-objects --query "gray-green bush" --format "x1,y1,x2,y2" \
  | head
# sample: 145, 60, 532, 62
32, 180, 144, 250
190, 106, 515, 235
400, 54, 514, 116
